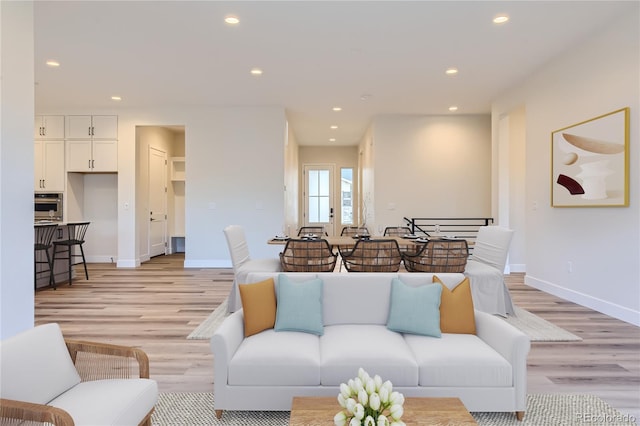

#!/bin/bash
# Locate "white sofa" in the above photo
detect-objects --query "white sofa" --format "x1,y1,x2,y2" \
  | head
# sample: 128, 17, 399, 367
211, 272, 530, 420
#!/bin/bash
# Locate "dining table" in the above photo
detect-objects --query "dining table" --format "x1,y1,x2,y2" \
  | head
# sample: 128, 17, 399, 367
268, 234, 426, 250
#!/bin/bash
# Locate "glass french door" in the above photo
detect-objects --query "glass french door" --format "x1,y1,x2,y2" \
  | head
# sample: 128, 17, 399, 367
303, 165, 335, 236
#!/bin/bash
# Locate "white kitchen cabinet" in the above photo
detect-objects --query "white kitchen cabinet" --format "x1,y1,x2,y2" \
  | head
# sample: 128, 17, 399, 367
34, 115, 65, 140
66, 115, 118, 139
66, 139, 118, 172
34, 140, 65, 191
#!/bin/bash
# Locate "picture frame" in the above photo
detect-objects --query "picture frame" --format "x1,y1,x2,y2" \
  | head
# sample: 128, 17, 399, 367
551, 107, 629, 207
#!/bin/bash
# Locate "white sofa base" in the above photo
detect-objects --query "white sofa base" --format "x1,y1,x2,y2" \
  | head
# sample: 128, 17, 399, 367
211, 272, 530, 418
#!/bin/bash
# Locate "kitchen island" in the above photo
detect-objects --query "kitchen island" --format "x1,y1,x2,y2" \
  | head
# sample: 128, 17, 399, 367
34, 221, 75, 289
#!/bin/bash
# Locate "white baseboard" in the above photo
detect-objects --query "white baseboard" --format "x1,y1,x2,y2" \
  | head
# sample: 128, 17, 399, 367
509, 263, 526, 273
85, 255, 117, 264
183, 259, 232, 268
116, 259, 140, 268
525, 274, 640, 327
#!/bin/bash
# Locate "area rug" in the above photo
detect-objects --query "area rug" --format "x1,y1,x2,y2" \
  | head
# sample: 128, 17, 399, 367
152, 393, 637, 425
187, 298, 228, 340
504, 306, 582, 342
187, 299, 581, 342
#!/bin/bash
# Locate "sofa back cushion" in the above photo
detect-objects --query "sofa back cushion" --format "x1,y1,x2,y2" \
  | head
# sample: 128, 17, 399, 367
0, 323, 81, 404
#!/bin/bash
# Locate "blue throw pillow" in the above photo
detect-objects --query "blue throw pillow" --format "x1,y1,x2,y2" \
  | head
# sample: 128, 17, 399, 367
274, 274, 324, 336
387, 278, 442, 337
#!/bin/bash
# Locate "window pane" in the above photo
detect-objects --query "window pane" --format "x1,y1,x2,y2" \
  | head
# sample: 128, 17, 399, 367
319, 196, 329, 222
341, 168, 353, 224
309, 197, 319, 222
319, 170, 329, 196
308, 170, 319, 196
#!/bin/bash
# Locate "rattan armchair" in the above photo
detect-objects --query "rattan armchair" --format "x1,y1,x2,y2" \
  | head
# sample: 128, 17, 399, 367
0, 323, 157, 426
403, 238, 469, 273
383, 226, 412, 236
339, 239, 403, 272
297, 226, 328, 236
340, 226, 370, 236
280, 238, 338, 272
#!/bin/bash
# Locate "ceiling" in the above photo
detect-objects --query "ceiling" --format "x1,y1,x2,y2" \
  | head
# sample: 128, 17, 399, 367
34, 1, 634, 146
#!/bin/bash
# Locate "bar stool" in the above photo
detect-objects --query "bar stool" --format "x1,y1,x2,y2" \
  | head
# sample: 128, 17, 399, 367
34, 223, 58, 290
52, 222, 90, 286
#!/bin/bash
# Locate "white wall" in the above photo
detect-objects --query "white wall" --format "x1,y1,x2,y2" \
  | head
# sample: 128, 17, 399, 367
493, 11, 640, 325
0, 1, 35, 338
284, 121, 299, 236
369, 115, 492, 233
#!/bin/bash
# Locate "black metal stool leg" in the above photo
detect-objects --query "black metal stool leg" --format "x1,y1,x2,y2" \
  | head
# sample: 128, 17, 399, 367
79, 244, 89, 280
49, 248, 57, 290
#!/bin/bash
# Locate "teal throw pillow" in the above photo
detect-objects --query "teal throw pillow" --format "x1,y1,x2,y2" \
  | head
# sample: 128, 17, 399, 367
274, 274, 324, 336
387, 278, 442, 337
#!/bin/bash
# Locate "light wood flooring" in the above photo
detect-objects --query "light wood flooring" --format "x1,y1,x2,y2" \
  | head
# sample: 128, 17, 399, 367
34, 254, 640, 419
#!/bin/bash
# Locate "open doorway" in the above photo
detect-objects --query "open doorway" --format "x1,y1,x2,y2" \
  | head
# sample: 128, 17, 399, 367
135, 125, 185, 263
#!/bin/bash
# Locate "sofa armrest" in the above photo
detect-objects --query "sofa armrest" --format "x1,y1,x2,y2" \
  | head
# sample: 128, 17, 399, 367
475, 311, 530, 411
0, 398, 74, 426
65, 339, 150, 380
210, 310, 245, 387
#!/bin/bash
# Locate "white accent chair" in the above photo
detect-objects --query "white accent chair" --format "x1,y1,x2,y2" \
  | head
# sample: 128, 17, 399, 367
0, 323, 157, 426
464, 226, 515, 316
223, 225, 281, 312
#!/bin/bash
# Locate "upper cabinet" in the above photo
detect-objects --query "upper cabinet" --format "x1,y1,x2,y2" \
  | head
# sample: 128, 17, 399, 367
65, 115, 118, 172
34, 115, 65, 140
66, 115, 118, 140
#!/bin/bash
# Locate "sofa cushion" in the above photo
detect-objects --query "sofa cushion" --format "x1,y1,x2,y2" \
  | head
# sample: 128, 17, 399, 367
48, 378, 157, 425
387, 278, 442, 337
403, 333, 512, 387
275, 274, 324, 335
229, 329, 321, 386
433, 275, 476, 334
320, 324, 418, 386
239, 277, 277, 337
321, 273, 395, 325
0, 323, 81, 404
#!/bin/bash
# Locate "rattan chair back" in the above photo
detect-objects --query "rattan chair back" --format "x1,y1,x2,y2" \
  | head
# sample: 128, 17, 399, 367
383, 226, 412, 236
403, 239, 469, 273
297, 226, 328, 236
340, 226, 370, 236
340, 239, 403, 272
279, 239, 338, 272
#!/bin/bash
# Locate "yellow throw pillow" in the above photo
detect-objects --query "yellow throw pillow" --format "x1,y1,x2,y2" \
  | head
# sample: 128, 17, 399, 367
433, 276, 476, 334
238, 278, 277, 337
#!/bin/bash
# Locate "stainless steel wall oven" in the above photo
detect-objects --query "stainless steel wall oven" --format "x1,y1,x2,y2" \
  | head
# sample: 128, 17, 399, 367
34, 193, 63, 221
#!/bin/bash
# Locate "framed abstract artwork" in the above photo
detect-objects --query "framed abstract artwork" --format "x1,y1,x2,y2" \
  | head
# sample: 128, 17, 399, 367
551, 107, 629, 207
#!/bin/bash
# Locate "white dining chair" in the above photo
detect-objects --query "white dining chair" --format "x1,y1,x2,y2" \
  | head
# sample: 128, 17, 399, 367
464, 226, 515, 316
223, 225, 281, 312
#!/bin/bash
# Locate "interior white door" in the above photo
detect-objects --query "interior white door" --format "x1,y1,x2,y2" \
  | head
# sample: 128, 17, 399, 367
303, 164, 335, 236
148, 146, 167, 257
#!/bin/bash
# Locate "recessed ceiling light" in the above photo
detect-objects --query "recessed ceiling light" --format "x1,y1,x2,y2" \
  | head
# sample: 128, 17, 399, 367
332, 107, 342, 111
111, 96, 122, 101
449, 106, 459, 112
329, 138, 336, 142
250, 68, 263, 76
330, 125, 338, 129
46, 60, 60, 67
445, 68, 458, 75
224, 15, 239, 25
493, 14, 509, 24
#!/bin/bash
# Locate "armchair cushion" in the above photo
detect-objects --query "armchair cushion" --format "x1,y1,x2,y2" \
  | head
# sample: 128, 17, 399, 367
48, 378, 157, 426
0, 323, 81, 404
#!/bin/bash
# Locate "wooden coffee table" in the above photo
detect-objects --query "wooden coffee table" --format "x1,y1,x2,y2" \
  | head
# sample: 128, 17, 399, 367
289, 396, 478, 425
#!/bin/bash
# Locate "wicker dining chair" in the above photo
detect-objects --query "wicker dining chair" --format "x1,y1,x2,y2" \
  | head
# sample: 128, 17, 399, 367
383, 226, 412, 236
339, 239, 403, 272
403, 239, 469, 273
279, 239, 338, 272
340, 226, 370, 236
297, 226, 328, 236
